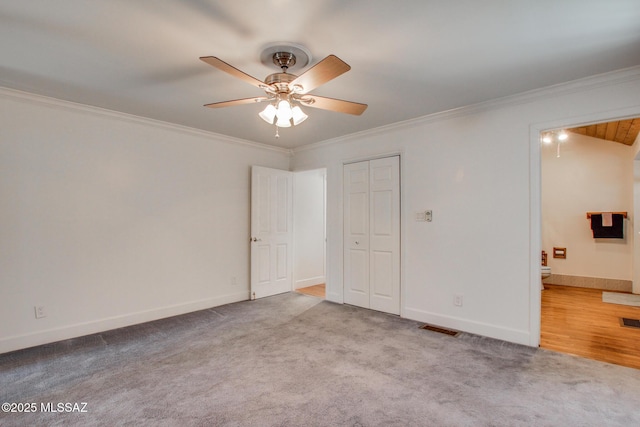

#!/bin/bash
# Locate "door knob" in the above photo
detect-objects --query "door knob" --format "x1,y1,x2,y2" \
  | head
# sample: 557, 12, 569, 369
251, 237, 262, 242
355, 241, 360, 245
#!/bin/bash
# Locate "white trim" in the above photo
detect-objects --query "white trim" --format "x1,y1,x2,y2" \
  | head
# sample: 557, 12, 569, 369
291, 168, 328, 294
399, 152, 407, 320
529, 124, 543, 347
0, 86, 292, 156
332, 163, 346, 305
342, 150, 405, 166
404, 307, 531, 346
0, 291, 248, 354
294, 66, 640, 154
5, 65, 638, 157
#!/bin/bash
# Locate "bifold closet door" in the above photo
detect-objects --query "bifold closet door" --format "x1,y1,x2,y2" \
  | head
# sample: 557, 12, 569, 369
344, 156, 400, 315
344, 161, 371, 309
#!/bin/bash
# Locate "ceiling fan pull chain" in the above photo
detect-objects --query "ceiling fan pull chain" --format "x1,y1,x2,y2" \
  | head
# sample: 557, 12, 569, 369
275, 126, 280, 139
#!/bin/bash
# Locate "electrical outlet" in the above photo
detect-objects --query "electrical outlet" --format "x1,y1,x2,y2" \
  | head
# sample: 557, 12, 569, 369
454, 294, 463, 307
34, 305, 46, 319
415, 210, 433, 222
231, 276, 237, 286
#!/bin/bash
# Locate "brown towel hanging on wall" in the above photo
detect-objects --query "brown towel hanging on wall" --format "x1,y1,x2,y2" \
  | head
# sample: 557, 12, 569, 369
590, 213, 624, 239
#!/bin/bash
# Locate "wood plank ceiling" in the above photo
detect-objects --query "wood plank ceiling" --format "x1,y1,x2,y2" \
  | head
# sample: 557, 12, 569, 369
567, 118, 640, 146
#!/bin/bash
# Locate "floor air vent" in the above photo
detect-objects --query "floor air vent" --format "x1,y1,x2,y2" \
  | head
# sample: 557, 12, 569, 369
420, 324, 460, 337
620, 318, 640, 329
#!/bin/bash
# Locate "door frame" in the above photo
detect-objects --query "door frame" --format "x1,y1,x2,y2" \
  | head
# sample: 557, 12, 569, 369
292, 168, 327, 292
529, 106, 640, 347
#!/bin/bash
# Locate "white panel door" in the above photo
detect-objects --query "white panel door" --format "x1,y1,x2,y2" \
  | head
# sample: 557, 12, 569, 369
251, 166, 293, 299
369, 157, 400, 314
343, 156, 400, 315
344, 161, 370, 308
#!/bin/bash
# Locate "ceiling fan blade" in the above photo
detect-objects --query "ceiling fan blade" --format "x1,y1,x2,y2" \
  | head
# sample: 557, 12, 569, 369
289, 55, 351, 94
200, 56, 267, 89
299, 95, 367, 115
204, 97, 269, 108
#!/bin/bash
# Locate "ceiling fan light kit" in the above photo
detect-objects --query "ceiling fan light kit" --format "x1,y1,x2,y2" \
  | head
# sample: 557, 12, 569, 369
200, 43, 367, 137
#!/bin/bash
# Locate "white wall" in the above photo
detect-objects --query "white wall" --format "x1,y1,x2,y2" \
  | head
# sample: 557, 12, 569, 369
293, 169, 326, 289
3, 68, 640, 354
292, 67, 640, 346
0, 89, 290, 353
542, 133, 633, 280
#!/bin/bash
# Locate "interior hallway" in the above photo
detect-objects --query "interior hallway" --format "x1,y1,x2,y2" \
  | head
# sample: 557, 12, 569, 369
541, 284, 640, 369
296, 284, 325, 299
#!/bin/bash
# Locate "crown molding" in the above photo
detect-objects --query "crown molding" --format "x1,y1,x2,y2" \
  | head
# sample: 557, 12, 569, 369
4, 63, 639, 157
294, 66, 640, 154
0, 86, 292, 156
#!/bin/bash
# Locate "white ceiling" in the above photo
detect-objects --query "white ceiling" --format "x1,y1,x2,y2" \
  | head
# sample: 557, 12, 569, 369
2, 1, 640, 149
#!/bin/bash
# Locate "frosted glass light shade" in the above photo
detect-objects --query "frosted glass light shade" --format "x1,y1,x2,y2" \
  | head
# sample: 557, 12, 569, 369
259, 104, 277, 124
258, 100, 307, 129
276, 116, 292, 128
291, 106, 308, 126
276, 100, 292, 121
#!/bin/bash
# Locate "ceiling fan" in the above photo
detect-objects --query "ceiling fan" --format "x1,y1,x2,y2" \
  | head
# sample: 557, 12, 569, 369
200, 44, 367, 135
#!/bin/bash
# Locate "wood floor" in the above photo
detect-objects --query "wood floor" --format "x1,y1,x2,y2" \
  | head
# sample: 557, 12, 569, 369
541, 284, 640, 370
296, 284, 325, 298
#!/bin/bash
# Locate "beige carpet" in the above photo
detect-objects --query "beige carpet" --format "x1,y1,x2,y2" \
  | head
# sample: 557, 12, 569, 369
2, 292, 640, 426
603, 291, 640, 307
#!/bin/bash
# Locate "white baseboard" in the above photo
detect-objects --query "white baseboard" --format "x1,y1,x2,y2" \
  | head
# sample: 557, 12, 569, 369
294, 276, 326, 290
402, 306, 532, 347
0, 291, 248, 354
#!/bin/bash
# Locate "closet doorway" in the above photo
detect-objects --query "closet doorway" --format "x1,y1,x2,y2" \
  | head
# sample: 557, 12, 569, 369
343, 156, 400, 315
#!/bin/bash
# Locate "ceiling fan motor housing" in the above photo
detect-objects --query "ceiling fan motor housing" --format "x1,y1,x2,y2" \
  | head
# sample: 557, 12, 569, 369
265, 72, 297, 94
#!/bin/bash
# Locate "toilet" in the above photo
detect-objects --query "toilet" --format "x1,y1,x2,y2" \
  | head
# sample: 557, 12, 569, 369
541, 266, 551, 290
